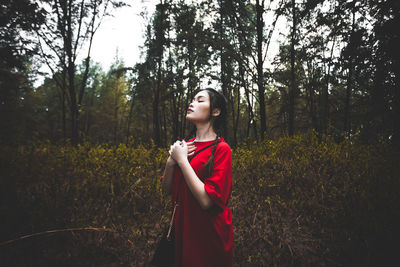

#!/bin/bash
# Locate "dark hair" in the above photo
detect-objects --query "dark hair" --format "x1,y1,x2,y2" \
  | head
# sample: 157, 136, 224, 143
186, 88, 228, 177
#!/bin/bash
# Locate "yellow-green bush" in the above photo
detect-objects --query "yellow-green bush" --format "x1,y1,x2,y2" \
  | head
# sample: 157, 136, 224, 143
1, 133, 399, 266
232, 133, 400, 266
1, 141, 169, 265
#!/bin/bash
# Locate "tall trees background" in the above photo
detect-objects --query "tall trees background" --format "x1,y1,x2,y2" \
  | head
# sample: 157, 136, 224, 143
1, 0, 399, 147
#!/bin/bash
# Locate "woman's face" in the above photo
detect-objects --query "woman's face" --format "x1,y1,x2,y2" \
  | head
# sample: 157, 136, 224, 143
186, 90, 211, 123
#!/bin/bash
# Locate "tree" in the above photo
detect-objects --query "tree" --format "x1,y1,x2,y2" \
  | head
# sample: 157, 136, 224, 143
0, 0, 45, 144
91, 58, 129, 143
370, 0, 400, 146
36, 0, 124, 144
288, 0, 296, 136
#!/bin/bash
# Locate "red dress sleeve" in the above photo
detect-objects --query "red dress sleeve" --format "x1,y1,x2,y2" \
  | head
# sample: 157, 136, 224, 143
204, 142, 232, 210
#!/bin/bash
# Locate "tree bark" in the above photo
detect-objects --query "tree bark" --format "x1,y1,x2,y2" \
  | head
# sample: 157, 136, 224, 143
219, 0, 229, 139
344, 9, 356, 138
288, 0, 296, 136
393, 61, 400, 147
306, 60, 317, 132
153, 2, 166, 146
256, 0, 266, 140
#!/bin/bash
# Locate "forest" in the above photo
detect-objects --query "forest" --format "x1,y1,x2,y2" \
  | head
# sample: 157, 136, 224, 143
1, 0, 399, 266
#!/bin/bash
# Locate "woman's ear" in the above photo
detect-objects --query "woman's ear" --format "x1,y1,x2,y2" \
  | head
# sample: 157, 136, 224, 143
212, 108, 221, 117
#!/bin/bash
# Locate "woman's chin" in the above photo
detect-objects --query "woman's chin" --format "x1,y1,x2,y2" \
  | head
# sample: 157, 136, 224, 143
186, 115, 195, 122
186, 114, 210, 124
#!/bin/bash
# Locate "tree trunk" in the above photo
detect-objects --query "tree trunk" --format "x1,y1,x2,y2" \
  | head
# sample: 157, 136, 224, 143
114, 83, 119, 144
322, 38, 335, 134
68, 61, 78, 145
393, 62, 400, 147
188, 37, 195, 94
219, 0, 229, 139
368, 57, 385, 142
230, 85, 240, 147
126, 95, 135, 143
153, 79, 161, 146
245, 85, 257, 140
344, 9, 356, 138
306, 60, 317, 132
62, 71, 66, 141
170, 89, 179, 141
288, 0, 296, 136
162, 102, 167, 146
256, 0, 266, 140
153, 2, 166, 147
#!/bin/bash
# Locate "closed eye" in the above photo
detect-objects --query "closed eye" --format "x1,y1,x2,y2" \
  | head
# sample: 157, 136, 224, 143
192, 96, 205, 102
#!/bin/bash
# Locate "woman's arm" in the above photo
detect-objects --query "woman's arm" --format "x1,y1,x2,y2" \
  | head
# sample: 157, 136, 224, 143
161, 156, 176, 195
176, 158, 214, 210
162, 141, 196, 195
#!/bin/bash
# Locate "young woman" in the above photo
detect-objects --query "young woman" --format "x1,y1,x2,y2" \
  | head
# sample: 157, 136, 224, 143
160, 88, 233, 267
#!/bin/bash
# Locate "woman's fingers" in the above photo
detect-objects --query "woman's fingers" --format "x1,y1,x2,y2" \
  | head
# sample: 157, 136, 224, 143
186, 141, 196, 157
187, 142, 196, 151
170, 140, 196, 157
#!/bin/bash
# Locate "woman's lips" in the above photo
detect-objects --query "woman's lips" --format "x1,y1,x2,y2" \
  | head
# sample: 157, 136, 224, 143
187, 109, 193, 113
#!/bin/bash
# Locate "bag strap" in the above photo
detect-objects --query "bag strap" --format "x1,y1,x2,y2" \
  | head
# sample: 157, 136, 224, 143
188, 141, 219, 163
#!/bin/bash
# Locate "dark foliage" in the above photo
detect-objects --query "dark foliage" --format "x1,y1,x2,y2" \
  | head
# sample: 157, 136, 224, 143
1, 133, 399, 266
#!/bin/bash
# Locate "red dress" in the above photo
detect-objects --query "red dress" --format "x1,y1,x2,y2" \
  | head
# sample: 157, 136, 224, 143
169, 137, 233, 267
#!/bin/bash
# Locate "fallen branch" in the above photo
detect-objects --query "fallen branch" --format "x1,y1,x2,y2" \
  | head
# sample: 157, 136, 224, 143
0, 227, 134, 247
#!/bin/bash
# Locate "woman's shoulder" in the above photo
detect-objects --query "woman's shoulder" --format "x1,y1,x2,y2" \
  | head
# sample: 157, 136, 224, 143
216, 138, 231, 152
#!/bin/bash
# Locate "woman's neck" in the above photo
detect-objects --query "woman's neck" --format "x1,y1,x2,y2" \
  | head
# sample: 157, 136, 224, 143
195, 124, 217, 141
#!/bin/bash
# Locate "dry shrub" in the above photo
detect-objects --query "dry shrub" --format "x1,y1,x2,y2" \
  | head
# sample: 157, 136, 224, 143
1, 133, 399, 266
232, 133, 400, 266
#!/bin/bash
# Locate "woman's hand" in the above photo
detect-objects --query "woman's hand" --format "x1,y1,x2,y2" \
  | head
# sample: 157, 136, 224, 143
187, 141, 196, 157
166, 155, 177, 166
169, 140, 196, 164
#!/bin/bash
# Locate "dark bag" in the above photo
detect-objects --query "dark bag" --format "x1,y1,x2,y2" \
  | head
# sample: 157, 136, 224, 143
150, 226, 175, 267
151, 142, 218, 266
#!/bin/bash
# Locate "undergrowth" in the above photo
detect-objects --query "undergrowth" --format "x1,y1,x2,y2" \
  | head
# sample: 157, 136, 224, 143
1, 133, 399, 266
